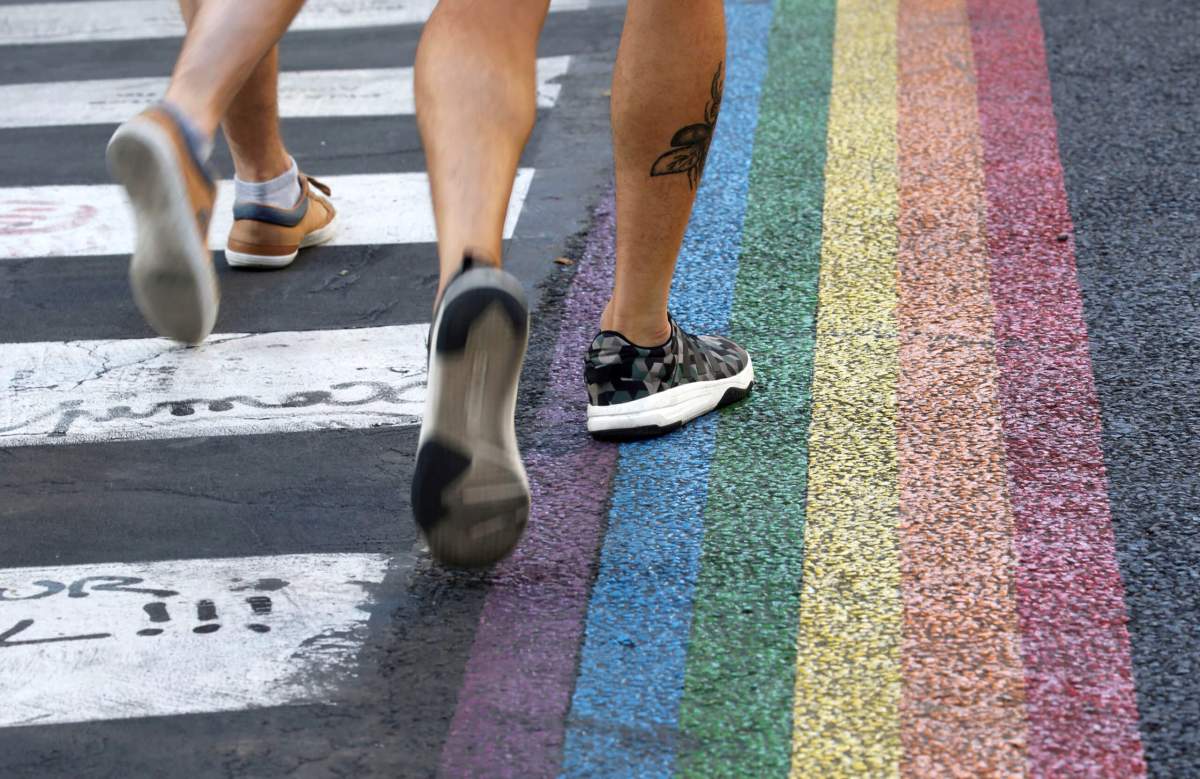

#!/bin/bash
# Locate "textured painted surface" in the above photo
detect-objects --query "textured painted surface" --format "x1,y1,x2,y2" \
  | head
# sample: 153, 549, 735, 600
7, 0, 1200, 772
0, 0, 603, 46
676, 0, 832, 774
1040, 0, 1200, 774
559, 5, 773, 777
438, 195, 619, 779
0, 554, 389, 727
967, 0, 1147, 774
0, 170, 533, 259
790, 0, 902, 774
0, 58, 569, 128
0, 325, 426, 446
895, 0, 1027, 773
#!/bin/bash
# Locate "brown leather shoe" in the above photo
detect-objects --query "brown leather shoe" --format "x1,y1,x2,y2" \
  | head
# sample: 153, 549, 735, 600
107, 105, 219, 344
224, 175, 338, 269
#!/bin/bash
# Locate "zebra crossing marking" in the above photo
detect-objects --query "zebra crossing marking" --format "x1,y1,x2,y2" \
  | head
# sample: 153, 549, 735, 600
0, 168, 534, 259
0, 553, 394, 728
0, 0, 600, 46
0, 324, 429, 447
0, 0, 599, 739
0, 57, 571, 129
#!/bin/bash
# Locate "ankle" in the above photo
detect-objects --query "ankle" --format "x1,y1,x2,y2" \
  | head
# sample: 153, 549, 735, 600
232, 150, 295, 184
234, 156, 300, 209
434, 249, 501, 313
156, 99, 216, 162
600, 302, 671, 347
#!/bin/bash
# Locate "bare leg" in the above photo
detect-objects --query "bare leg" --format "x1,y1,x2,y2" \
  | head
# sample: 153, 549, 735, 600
603, 0, 727, 346
220, 48, 294, 181
175, 0, 293, 180
164, 0, 306, 141
414, 0, 551, 303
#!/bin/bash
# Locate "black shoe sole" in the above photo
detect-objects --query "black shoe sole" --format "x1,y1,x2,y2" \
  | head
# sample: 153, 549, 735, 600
412, 268, 530, 568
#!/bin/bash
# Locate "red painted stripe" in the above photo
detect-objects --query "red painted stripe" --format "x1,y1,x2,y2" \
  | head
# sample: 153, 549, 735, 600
966, 0, 1147, 774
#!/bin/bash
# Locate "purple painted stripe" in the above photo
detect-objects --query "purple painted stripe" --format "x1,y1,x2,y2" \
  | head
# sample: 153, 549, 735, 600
438, 193, 618, 778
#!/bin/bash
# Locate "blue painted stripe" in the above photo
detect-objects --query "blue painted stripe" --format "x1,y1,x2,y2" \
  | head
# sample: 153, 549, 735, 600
559, 4, 775, 777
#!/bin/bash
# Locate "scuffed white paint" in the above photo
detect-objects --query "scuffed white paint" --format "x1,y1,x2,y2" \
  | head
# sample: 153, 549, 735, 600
0, 58, 570, 128
0, 324, 429, 447
0, 168, 534, 260
0, 0, 596, 45
0, 553, 394, 728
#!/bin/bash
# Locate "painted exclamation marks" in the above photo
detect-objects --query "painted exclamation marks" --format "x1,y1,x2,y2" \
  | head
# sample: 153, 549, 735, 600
137, 602, 170, 636
246, 595, 272, 633
193, 599, 220, 634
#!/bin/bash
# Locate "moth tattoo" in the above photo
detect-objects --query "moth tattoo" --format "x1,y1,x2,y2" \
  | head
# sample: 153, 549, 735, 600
650, 62, 724, 189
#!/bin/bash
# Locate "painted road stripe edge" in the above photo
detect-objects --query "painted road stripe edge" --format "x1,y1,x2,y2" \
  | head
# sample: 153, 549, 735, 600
0, 169, 534, 260
967, 0, 1147, 773
790, 0, 903, 773
0, 0, 601, 46
896, 0, 1026, 770
677, 0, 834, 773
438, 200, 621, 778
559, 5, 774, 777
0, 57, 570, 129
0, 323, 428, 447
0, 553, 393, 728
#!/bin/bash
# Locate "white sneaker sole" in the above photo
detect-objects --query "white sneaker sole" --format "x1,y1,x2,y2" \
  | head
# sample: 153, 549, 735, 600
106, 120, 218, 345
586, 358, 755, 439
223, 213, 340, 269
411, 268, 531, 568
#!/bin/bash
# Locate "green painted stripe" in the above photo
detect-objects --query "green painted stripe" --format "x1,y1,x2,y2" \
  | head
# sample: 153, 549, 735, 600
675, 0, 836, 775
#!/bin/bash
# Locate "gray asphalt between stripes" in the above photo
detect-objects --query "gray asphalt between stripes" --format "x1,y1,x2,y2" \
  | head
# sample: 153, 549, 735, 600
0, 428, 418, 568
0, 245, 439, 341
0, 116, 433, 186
1041, 0, 1200, 774
0, 5, 622, 776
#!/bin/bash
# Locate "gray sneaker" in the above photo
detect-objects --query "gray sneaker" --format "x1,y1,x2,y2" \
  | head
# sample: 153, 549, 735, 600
411, 255, 530, 567
584, 315, 753, 439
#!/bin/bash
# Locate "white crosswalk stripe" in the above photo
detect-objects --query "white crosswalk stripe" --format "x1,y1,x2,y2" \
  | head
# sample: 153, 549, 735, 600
0, 0, 599, 46
0, 169, 534, 259
0, 57, 571, 129
1, 324, 430, 447
0, 554, 395, 727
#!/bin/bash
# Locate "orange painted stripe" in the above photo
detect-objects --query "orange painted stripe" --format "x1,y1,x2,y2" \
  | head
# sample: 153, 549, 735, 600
896, 0, 1028, 773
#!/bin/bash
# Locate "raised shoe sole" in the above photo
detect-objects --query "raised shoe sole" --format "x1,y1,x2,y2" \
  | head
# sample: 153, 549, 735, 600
412, 267, 531, 567
107, 120, 217, 344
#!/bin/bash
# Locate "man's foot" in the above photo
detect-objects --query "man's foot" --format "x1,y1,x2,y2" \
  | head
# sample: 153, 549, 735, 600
225, 174, 338, 268
585, 316, 754, 439
106, 106, 218, 345
412, 255, 531, 567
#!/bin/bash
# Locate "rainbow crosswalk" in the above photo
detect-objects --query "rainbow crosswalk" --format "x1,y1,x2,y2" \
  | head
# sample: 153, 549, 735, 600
439, 0, 1157, 776
1, 0, 1193, 774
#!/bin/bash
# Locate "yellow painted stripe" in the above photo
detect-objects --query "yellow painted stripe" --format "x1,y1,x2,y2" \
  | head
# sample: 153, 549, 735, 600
790, 0, 902, 776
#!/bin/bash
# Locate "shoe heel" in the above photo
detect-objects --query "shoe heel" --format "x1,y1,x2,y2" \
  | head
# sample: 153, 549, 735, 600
414, 268, 531, 567
108, 119, 218, 344
413, 438, 528, 568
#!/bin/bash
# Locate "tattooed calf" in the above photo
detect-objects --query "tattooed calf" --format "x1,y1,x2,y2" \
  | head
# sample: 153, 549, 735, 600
650, 62, 724, 189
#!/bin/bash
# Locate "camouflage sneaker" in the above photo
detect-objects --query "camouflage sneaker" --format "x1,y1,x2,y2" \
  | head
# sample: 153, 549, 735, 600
584, 315, 754, 439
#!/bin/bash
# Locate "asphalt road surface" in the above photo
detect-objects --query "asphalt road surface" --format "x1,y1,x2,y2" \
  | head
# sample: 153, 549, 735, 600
0, 0, 1196, 777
